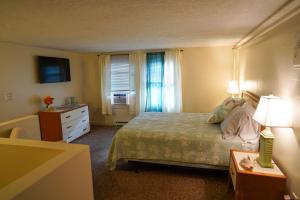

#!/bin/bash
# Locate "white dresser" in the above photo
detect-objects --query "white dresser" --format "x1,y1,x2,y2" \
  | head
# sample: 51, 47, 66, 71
39, 104, 90, 142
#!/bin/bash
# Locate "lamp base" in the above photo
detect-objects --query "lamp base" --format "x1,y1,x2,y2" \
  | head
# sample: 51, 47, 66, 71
257, 157, 274, 168
257, 127, 275, 168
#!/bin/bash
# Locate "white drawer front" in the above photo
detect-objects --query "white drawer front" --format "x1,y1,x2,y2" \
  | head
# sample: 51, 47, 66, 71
61, 114, 89, 135
73, 106, 89, 118
63, 122, 90, 143
229, 158, 237, 190
61, 111, 74, 123
60, 106, 89, 124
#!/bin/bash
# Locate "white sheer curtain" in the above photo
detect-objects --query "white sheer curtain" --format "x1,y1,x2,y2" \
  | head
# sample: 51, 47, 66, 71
129, 52, 147, 115
128, 53, 136, 115
99, 55, 112, 115
163, 50, 182, 112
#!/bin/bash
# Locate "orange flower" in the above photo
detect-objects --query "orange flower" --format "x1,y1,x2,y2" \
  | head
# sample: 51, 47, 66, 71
44, 96, 54, 106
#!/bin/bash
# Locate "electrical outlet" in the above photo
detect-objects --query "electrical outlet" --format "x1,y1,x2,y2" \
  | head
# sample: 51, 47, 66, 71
4, 92, 13, 101
292, 192, 298, 200
0, 92, 3, 101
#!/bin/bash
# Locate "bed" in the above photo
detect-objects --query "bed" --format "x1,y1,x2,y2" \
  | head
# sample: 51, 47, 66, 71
107, 91, 259, 170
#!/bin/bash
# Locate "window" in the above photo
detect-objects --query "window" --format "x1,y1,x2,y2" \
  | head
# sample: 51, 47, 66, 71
111, 54, 130, 92
145, 52, 165, 112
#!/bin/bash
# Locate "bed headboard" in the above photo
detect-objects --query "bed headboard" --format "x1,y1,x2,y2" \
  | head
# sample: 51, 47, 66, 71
241, 91, 260, 108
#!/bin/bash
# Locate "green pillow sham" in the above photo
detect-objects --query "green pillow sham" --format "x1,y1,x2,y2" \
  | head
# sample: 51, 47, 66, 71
207, 97, 245, 123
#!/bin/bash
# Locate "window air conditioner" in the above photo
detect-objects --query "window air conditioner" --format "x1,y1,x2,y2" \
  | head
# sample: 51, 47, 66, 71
112, 93, 129, 105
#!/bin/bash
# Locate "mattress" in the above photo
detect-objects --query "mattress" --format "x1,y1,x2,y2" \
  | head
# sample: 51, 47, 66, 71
107, 112, 243, 170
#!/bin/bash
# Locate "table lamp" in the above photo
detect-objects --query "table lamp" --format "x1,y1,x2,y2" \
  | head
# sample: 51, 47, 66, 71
227, 80, 239, 98
253, 95, 291, 168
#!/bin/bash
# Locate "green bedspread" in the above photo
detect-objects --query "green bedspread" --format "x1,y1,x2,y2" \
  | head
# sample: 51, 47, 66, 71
107, 112, 242, 170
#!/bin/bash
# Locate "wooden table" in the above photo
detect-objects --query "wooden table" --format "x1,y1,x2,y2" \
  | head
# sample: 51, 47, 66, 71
229, 149, 287, 200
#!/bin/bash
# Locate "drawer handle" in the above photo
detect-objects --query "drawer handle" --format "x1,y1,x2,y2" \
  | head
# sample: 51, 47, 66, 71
81, 110, 86, 113
82, 119, 86, 123
67, 136, 72, 139
67, 126, 72, 129
65, 116, 71, 119
83, 128, 87, 131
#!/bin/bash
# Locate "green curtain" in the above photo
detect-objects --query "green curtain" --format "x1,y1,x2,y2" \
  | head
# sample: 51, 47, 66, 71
145, 52, 165, 112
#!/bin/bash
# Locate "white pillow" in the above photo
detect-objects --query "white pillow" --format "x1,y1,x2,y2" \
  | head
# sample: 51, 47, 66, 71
221, 106, 247, 139
10, 127, 27, 139
221, 102, 259, 142
223, 97, 245, 110
238, 102, 259, 143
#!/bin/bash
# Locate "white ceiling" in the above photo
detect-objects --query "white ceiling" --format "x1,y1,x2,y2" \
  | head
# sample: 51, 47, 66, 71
0, 0, 288, 52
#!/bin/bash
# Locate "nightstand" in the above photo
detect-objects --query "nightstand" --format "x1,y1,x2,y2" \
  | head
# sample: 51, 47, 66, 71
229, 149, 287, 200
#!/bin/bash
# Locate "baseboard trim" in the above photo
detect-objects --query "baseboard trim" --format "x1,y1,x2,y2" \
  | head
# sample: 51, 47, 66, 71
90, 120, 113, 126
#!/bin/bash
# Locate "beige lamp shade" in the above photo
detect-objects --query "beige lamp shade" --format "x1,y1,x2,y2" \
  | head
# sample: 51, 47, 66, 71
253, 95, 292, 127
227, 80, 239, 94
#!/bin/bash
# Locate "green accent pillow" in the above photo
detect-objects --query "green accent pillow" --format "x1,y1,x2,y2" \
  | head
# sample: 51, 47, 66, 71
207, 97, 245, 123
207, 105, 230, 123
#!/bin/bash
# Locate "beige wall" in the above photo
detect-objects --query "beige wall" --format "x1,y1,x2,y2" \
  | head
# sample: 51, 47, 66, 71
82, 53, 108, 124
238, 13, 300, 197
0, 42, 84, 122
182, 46, 233, 112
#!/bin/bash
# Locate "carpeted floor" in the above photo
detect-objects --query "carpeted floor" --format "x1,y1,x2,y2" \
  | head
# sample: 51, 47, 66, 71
72, 125, 234, 200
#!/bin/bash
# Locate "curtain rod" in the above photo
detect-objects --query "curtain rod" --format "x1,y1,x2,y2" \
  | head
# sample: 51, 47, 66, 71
97, 49, 184, 56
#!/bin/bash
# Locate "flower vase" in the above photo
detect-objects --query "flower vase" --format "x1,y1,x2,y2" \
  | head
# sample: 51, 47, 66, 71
46, 105, 51, 111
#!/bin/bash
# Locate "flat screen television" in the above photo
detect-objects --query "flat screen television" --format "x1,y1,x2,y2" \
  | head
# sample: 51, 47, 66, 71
38, 56, 71, 83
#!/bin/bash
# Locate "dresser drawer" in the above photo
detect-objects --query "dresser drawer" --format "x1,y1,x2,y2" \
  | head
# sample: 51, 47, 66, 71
63, 122, 90, 143
72, 106, 89, 120
61, 110, 76, 123
229, 157, 237, 190
60, 106, 89, 123
61, 114, 89, 135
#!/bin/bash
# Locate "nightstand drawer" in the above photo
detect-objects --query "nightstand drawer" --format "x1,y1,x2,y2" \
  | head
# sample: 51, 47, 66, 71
229, 157, 237, 190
